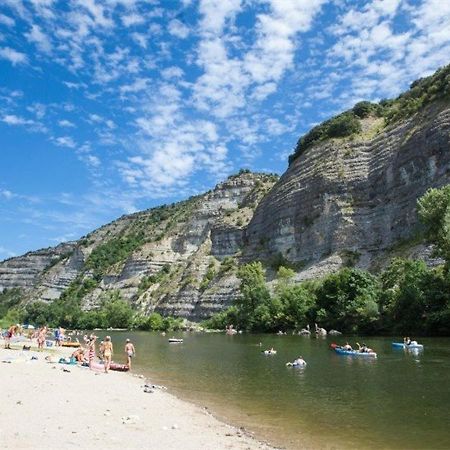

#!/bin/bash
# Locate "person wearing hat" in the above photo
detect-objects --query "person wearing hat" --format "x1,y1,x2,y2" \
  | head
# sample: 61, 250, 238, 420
124, 339, 135, 369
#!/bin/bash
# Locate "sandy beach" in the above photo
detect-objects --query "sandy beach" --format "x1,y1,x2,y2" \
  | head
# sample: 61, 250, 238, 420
0, 341, 275, 450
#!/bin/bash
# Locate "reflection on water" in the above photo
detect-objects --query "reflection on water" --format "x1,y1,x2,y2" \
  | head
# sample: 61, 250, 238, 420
95, 332, 450, 449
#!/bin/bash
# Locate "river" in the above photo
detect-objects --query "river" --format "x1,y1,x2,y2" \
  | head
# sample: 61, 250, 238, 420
92, 331, 450, 449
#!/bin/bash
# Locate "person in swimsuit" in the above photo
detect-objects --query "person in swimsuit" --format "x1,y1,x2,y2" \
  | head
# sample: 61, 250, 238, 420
124, 339, 135, 369
103, 336, 113, 373
4, 325, 18, 349
88, 335, 97, 370
37, 326, 47, 350
71, 347, 85, 363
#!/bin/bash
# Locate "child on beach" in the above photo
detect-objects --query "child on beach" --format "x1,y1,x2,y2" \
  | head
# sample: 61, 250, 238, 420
124, 339, 135, 369
4, 325, 19, 349
103, 336, 113, 373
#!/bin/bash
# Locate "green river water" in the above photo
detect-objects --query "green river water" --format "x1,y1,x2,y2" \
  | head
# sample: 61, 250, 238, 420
96, 332, 450, 449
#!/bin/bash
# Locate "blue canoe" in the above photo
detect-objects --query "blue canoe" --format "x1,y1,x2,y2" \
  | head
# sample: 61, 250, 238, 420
392, 342, 424, 350
334, 348, 377, 358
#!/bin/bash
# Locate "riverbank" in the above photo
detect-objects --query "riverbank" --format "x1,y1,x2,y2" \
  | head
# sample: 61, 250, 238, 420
0, 343, 275, 450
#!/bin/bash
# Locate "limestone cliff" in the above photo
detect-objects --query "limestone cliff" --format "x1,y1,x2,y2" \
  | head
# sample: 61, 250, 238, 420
0, 172, 276, 320
245, 102, 450, 278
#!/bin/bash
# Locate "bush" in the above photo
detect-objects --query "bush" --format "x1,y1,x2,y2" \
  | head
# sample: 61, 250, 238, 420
352, 101, 380, 118
101, 291, 134, 328
290, 111, 361, 163
327, 113, 361, 138
315, 268, 380, 333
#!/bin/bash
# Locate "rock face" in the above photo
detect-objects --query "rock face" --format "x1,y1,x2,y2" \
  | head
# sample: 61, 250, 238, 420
1, 101, 449, 321
245, 103, 450, 277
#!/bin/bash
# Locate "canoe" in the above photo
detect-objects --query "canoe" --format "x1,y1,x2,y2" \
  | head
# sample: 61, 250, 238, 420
286, 361, 306, 367
392, 342, 424, 349
335, 348, 377, 358
168, 338, 183, 343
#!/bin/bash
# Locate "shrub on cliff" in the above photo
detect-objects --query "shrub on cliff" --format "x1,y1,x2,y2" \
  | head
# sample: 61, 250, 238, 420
289, 63, 450, 165
289, 111, 362, 164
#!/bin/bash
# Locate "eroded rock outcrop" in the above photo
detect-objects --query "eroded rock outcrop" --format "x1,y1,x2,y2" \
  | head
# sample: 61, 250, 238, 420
245, 104, 450, 278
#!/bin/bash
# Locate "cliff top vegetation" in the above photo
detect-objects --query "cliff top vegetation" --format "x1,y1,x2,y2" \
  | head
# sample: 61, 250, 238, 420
289, 63, 450, 165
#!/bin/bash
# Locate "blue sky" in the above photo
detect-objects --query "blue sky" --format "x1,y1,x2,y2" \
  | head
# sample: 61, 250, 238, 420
1, 0, 450, 260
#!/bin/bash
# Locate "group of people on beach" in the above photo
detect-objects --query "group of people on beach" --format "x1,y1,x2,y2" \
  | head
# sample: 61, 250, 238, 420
2, 323, 136, 373
80, 334, 136, 373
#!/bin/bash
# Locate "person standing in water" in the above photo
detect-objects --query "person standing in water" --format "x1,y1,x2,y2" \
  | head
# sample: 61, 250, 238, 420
103, 336, 113, 373
124, 339, 135, 369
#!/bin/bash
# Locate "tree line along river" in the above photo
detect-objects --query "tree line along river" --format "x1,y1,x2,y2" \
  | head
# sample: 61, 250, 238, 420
95, 331, 450, 449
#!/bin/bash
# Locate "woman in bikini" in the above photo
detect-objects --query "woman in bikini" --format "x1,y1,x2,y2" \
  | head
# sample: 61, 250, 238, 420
103, 336, 113, 373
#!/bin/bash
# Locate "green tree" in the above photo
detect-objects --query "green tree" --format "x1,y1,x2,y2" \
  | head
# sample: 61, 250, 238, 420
236, 261, 271, 331
380, 258, 428, 333
315, 268, 380, 333
417, 185, 450, 265
101, 291, 134, 328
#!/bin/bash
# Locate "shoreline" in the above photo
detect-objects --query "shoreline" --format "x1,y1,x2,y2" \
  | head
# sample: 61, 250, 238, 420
0, 341, 277, 450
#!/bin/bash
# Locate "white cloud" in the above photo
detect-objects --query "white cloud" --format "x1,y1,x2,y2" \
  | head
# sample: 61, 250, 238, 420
199, 0, 242, 35
58, 119, 75, 127
119, 77, 149, 94
0, 189, 14, 199
168, 19, 189, 39
0, 47, 28, 65
27, 103, 46, 119
243, 0, 326, 84
121, 13, 145, 27
89, 113, 103, 123
265, 118, 289, 136
77, 0, 113, 28
1, 114, 33, 125
25, 24, 52, 53
326, 0, 450, 101
251, 82, 277, 101
0, 14, 15, 27
131, 32, 147, 48
161, 66, 184, 79
54, 136, 76, 148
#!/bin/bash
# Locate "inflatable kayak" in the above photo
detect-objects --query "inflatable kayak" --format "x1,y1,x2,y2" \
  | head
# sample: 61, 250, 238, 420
61, 341, 81, 348
83, 361, 129, 372
335, 348, 377, 358
168, 338, 183, 343
392, 342, 424, 349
